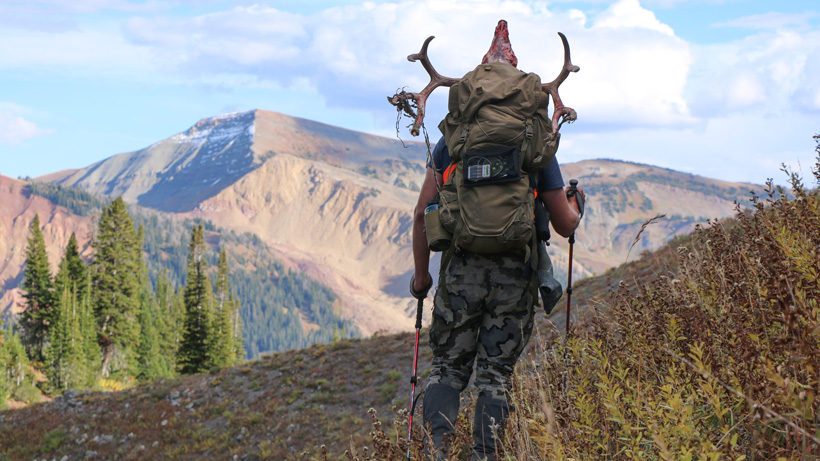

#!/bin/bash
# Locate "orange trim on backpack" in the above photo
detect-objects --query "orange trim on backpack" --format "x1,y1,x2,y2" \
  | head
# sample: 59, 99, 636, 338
443, 164, 457, 183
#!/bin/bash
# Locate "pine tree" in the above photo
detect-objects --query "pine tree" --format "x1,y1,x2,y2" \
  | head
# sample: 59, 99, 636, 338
0, 308, 8, 407
178, 223, 214, 374
153, 269, 179, 376
209, 248, 243, 367
0, 315, 31, 407
79, 272, 101, 385
54, 233, 88, 302
136, 300, 163, 381
45, 283, 87, 391
231, 292, 245, 360
91, 197, 140, 378
20, 214, 55, 362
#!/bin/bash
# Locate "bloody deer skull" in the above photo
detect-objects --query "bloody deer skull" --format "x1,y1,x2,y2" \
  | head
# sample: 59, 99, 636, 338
388, 19, 579, 136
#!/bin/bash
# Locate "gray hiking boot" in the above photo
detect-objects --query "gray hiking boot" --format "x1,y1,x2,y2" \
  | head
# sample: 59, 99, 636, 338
471, 397, 510, 461
422, 383, 461, 460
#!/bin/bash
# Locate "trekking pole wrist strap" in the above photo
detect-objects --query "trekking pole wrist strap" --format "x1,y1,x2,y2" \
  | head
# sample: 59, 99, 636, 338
409, 273, 433, 299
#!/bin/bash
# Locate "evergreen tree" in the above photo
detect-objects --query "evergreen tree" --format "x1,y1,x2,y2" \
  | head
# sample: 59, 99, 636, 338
78, 272, 101, 384
178, 224, 214, 374
51, 232, 95, 389
0, 310, 8, 407
54, 233, 88, 301
231, 292, 245, 360
20, 214, 55, 362
209, 248, 243, 367
136, 300, 163, 381
153, 269, 181, 376
45, 284, 87, 391
0, 321, 31, 406
135, 225, 168, 381
91, 197, 140, 378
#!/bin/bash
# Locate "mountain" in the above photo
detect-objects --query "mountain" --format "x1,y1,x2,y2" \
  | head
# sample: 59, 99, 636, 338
39, 109, 760, 336
0, 176, 95, 315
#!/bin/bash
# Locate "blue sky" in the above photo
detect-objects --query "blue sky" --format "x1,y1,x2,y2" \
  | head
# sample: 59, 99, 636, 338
1, 0, 818, 185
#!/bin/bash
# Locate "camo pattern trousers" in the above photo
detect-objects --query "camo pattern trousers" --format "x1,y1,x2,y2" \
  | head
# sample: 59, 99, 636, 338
426, 250, 535, 402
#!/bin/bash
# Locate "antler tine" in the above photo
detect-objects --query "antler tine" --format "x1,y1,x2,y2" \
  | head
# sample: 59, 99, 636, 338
542, 32, 580, 133
388, 36, 460, 136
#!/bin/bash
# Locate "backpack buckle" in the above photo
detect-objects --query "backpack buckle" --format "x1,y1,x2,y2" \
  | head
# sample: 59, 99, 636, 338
521, 118, 533, 154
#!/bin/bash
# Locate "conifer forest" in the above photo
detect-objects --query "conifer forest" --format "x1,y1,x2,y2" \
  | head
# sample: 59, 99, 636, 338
0, 187, 357, 403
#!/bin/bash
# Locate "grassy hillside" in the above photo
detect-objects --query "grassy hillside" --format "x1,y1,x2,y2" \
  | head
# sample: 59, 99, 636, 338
0, 331, 430, 459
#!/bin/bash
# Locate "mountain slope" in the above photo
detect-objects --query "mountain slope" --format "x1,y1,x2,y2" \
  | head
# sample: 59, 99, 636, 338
0, 176, 95, 315
42, 109, 760, 336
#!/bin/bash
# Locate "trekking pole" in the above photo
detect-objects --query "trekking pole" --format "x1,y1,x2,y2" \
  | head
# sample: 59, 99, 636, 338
565, 179, 583, 335
407, 275, 430, 460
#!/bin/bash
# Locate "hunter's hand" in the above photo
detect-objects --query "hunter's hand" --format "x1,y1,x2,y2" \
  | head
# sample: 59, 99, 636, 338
565, 185, 585, 218
410, 272, 433, 299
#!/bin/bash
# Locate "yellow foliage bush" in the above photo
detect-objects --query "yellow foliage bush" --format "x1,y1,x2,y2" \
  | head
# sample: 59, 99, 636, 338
506, 147, 820, 460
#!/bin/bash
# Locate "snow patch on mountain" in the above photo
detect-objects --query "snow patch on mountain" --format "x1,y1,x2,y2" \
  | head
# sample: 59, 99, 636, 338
136, 110, 259, 212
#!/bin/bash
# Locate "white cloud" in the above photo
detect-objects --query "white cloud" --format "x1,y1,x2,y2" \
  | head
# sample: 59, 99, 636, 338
561, 111, 818, 185
0, 26, 154, 78
593, 0, 675, 36
114, 0, 696, 132
713, 12, 817, 30
687, 28, 820, 117
0, 104, 52, 145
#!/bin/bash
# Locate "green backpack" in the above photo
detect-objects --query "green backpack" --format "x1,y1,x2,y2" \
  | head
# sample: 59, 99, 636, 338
436, 62, 560, 257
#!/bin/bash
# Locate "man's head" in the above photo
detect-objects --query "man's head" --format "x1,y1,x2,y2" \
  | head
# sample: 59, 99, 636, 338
482, 20, 518, 68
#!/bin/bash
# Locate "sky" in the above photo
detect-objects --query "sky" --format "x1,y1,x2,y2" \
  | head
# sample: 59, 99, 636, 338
0, 0, 818, 185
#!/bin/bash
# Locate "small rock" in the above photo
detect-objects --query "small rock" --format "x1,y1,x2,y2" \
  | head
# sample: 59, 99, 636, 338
61, 456, 69, 461
161, 420, 168, 426
186, 402, 194, 410
152, 441, 159, 447
235, 426, 248, 442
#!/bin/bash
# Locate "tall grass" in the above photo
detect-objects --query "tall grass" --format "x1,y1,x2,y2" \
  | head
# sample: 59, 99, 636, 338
507, 148, 820, 459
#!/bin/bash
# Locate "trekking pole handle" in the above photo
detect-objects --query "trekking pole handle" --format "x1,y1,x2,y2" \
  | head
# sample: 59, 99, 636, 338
566, 179, 584, 218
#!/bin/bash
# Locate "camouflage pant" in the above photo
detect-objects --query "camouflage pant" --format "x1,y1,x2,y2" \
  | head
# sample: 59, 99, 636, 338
427, 250, 535, 402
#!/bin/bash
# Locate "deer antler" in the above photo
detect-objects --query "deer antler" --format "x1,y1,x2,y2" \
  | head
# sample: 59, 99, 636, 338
543, 32, 580, 133
388, 36, 460, 137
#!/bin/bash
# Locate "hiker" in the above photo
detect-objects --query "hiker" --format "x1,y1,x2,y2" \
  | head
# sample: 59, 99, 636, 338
407, 21, 584, 461
411, 136, 583, 459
